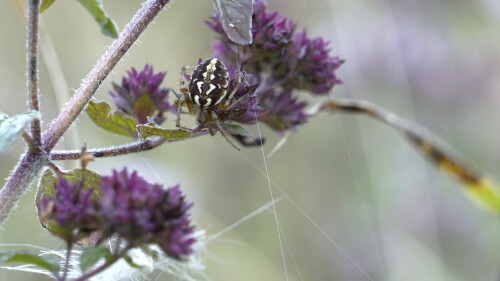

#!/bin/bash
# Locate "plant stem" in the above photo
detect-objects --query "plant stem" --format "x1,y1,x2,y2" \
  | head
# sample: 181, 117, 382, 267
74, 245, 131, 281
0, 152, 48, 224
0, 0, 171, 226
61, 242, 73, 281
50, 131, 209, 160
27, 0, 41, 148
22, 131, 35, 150
41, 0, 171, 152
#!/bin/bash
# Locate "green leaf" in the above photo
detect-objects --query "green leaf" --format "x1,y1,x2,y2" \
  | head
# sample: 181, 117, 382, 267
211, 0, 253, 45
36, 168, 102, 199
86, 100, 139, 138
40, 0, 57, 12
35, 168, 102, 231
0, 251, 60, 273
136, 124, 191, 140
76, 0, 119, 38
80, 246, 112, 272
0, 110, 40, 153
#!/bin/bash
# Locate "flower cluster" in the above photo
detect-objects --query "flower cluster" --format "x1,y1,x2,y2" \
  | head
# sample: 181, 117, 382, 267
257, 89, 309, 132
99, 169, 195, 259
206, 0, 344, 133
206, 0, 296, 74
40, 178, 97, 242
40, 169, 195, 260
282, 31, 344, 94
110, 65, 174, 125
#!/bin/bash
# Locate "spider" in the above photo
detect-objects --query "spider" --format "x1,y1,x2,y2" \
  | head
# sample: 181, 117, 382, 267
175, 58, 244, 150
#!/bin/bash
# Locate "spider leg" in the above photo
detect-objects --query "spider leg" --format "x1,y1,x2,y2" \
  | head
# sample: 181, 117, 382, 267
211, 111, 240, 151
224, 92, 253, 112
175, 95, 186, 128
175, 95, 193, 131
222, 72, 242, 108
221, 73, 257, 113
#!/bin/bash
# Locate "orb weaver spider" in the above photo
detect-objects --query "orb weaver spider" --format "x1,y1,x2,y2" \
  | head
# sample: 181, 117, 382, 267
175, 58, 246, 150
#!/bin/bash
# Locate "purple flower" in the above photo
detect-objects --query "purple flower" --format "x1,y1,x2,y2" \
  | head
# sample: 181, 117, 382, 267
110, 65, 174, 125
205, 0, 344, 136
40, 178, 98, 242
283, 31, 344, 94
207, 0, 343, 96
258, 89, 310, 132
251, 0, 296, 53
99, 168, 195, 259
206, 0, 295, 74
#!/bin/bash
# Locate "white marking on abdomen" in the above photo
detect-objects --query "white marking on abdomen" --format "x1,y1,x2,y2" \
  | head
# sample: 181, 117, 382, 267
196, 81, 203, 93
205, 84, 217, 95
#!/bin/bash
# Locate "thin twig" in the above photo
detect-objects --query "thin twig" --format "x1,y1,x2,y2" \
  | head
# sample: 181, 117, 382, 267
22, 131, 35, 150
50, 131, 208, 161
41, 0, 171, 152
27, 0, 42, 148
47, 162, 65, 176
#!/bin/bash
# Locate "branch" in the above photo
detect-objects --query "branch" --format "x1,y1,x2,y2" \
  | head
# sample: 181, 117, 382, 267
41, 0, 171, 152
27, 0, 41, 148
51, 131, 209, 160
0, 152, 48, 224
0, 0, 171, 226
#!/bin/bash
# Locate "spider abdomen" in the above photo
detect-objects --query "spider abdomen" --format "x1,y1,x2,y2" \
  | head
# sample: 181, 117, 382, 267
188, 58, 229, 109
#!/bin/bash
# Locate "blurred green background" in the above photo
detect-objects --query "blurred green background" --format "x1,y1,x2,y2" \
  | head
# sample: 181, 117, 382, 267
2, 0, 500, 280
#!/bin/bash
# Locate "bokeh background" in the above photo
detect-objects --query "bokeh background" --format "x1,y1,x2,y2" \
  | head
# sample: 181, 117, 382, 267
2, 0, 500, 280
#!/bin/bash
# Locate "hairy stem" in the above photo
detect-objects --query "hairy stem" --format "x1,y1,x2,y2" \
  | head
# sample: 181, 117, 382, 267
50, 131, 209, 160
0, 0, 170, 226
0, 152, 48, 224
61, 242, 73, 281
41, 0, 171, 152
27, 0, 41, 148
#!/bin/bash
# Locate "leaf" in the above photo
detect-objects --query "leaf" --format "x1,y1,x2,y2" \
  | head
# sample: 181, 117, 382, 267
80, 246, 112, 272
86, 100, 139, 138
0, 110, 40, 153
40, 0, 57, 12
76, 0, 119, 38
211, 0, 253, 45
0, 251, 60, 273
136, 124, 191, 140
35, 168, 102, 230
36, 168, 102, 199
